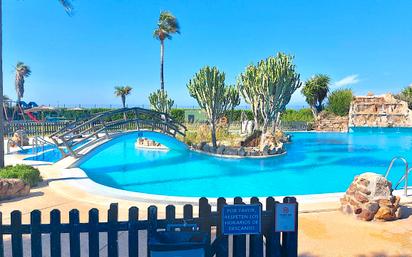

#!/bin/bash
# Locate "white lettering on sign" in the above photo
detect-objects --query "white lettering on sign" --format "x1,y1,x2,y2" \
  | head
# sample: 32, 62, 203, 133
275, 203, 297, 232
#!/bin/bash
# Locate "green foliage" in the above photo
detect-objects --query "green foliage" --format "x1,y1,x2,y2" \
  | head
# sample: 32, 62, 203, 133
302, 74, 330, 116
396, 86, 412, 109
281, 108, 314, 122
326, 89, 354, 116
153, 11, 180, 41
15, 62, 32, 101
237, 65, 261, 126
149, 89, 174, 114
170, 109, 185, 123
114, 86, 132, 108
187, 66, 240, 146
0, 165, 42, 186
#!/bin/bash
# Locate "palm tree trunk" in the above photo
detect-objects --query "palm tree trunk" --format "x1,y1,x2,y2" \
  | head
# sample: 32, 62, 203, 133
160, 40, 165, 91
122, 95, 126, 120
0, 0, 4, 168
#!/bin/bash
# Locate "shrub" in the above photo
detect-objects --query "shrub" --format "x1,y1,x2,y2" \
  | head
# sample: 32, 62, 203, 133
326, 89, 354, 116
281, 108, 314, 122
170, 109, 185, 123
395, 86, 412, 109
0, 165, 42, 186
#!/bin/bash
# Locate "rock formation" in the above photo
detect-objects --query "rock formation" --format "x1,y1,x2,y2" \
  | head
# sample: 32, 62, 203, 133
9, 130, 30, 147
340, 173, 402, 221
0, 179, 30, 200
349, 93, 412, 127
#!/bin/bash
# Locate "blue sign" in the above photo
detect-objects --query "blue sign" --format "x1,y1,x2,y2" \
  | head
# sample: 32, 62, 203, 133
275, 203, 297, 232
222, 204, 261, 235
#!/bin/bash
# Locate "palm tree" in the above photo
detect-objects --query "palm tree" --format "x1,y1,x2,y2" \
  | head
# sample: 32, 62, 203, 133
302, 74, 330, 118
153, 11, 180, 91
15, 62, 31, 104
0, 0, 72, 168
114, 86, 132, 108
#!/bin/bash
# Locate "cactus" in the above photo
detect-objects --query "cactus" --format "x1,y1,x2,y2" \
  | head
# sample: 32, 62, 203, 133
149, 89, 174, 114
187, 66, 240, 147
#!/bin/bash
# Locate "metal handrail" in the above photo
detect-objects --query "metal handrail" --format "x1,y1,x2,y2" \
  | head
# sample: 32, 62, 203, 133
385, 157, 409, 196
394, 167, 412, 191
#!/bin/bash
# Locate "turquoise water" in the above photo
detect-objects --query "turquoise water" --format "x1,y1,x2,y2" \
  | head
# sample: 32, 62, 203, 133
24, 140, 91, 163
79, 129, 412, 197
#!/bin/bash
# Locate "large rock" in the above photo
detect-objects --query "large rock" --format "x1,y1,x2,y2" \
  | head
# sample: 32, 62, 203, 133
0, 179, 30, 200
9, 130, 29, 147
340, 172, 401, 221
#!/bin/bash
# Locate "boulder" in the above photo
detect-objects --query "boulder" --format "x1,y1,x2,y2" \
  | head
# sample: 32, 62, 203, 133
238, 147, 246, 156
9, 130, 29, 147
0, 179, 30, 200
340, 172, 401, 221
216, 145, 226, 155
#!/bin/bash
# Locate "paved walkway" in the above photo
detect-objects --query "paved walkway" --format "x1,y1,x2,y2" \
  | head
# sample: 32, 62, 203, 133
2, 151, 412, 256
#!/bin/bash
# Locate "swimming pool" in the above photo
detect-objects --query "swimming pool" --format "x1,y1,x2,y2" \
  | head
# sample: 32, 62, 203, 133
79, 129, 412, 197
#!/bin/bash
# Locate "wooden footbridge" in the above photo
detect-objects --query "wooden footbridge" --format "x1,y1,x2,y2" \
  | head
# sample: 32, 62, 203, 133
50, 107, 186, 157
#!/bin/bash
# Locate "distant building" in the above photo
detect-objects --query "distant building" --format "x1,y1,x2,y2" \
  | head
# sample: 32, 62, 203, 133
184, 109, 208, 123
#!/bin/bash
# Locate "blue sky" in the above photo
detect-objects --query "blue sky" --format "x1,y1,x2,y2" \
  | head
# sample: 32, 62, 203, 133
4, 0, 412, 108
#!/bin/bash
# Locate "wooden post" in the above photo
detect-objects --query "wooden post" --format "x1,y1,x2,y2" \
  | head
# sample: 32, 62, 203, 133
281, 197, 298, 257
88, 208, 99, 257
69, 209, 81, 257
165, 205, 176, 231
30, 210, 42, 257
233, 197, 246, 257
216, 197, 228, 257
128, 207, 139, 257
147, 206, 158, 257
266, 197, 281, 257
249, 197, 263, 257
108, 203, 119, 257
11, 211, 23, 257
0, 212, 4, 257
50, 209, 62, 257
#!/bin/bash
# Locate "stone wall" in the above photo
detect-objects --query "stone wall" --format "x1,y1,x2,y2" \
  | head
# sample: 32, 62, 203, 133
314, 112, 349, 132
349, 94, 412, 127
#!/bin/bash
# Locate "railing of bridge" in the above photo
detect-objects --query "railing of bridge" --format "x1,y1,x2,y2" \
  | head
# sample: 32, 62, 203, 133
50, 107, 187, 157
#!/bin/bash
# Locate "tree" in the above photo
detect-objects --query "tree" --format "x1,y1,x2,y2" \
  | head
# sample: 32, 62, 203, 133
257, 53, 302, 135
114, 86, 132, 108
0, 0, 72, 168
302, 74, 330, 118
396, 85, 412, 109
149, 89, 174, 114
326, 89, 353, 116
187, 66, 240, 148
14, 62, 31, 104
238, 64, 261, 130
153, 11, 180, 92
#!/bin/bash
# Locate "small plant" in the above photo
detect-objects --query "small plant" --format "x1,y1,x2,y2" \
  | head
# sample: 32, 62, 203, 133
395, 86, 412, 109
326, 89, 354, 116
0, 164, 42, 186
149, 89, 174, 114
281, 108, 314, 122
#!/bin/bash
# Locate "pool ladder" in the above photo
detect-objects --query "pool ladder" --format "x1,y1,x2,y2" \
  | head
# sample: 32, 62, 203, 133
384, 157, 410, 196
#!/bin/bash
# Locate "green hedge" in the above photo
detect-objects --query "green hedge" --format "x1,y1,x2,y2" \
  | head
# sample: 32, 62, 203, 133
170, 109, 185, 123
281, 108, 314, 122
0, 164, 42, 186
326, 89, 354, 116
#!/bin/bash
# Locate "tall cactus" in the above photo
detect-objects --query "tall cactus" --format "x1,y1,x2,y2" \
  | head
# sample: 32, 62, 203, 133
257, 53, 302, 134
187, 66, 240, 147
149, 89, 174, 114
237, 64, 261, 130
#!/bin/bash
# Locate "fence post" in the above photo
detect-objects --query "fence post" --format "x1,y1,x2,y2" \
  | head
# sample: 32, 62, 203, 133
281, 197, 298, 257
128, 207, 139, 257
88, 208, 99, 257
198, 197, 211, 245
108, 203, 119, 257
266, 197, 281, 257
0, 212, 3, 257
69, 209, 81, 257
165, 205, 176, 231
216, 197, 228, 257
233, 197, 246, 257
11, 211, 23, 257
183, 204, 193, 232
249, 197, 263, 257
147, 206, 158, 257
50, 209, 62, 257
31, 210, 42, 257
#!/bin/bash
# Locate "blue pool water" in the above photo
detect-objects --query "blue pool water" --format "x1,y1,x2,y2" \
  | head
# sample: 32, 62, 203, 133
79, 129, 412, 197
24, 140, 91, 163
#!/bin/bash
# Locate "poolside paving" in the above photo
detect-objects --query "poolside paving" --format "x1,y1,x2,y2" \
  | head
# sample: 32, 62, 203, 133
2, 153, 412, 256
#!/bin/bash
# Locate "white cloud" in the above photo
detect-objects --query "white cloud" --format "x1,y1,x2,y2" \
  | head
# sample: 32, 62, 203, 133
333, 74, 360, 88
